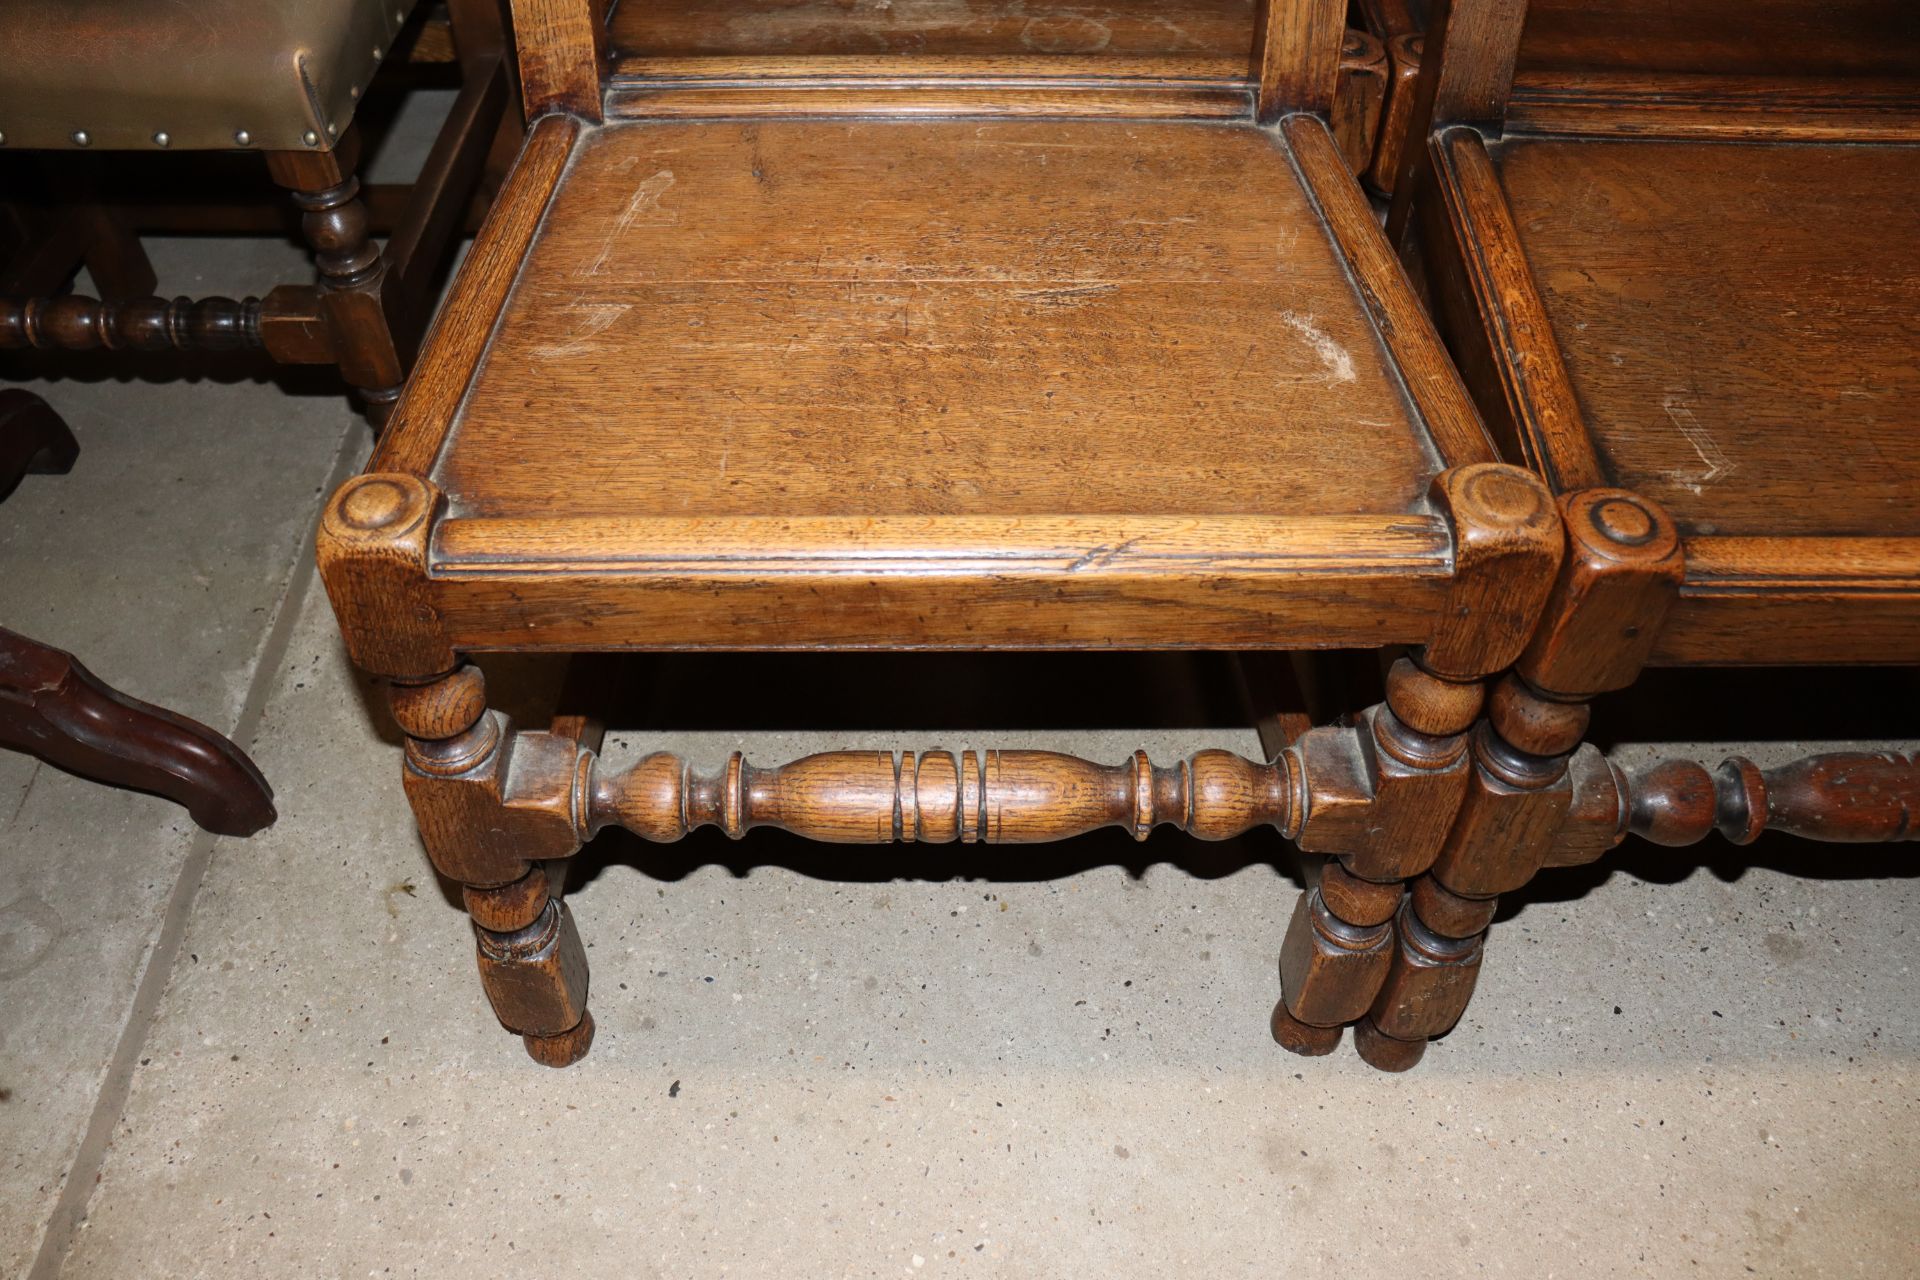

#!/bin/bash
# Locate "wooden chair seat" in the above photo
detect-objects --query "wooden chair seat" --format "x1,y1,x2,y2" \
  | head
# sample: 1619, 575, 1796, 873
1409, 0, 1920, 666
348, 110, 1504, 658
1498, 139, 1917, 540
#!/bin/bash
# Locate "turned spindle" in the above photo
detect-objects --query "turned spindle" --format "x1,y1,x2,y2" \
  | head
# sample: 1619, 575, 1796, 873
585, 747, 1299, 845
270, 141, 408, 426
1623, 752, 1919, 847
0, 294, 262, 352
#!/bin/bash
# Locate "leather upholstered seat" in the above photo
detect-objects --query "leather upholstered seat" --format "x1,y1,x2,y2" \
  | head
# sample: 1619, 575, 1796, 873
0, 0, 417, 152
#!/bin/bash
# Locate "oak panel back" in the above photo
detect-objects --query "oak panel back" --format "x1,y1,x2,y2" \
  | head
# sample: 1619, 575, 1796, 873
1515, 0, 1920, 79
516, 0, 1350, 120
610, 0, 1260, 76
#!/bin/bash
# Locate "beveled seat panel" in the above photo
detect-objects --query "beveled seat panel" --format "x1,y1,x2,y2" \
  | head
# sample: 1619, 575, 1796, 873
436, 118, 1442, 524
1497, 137, 1920, 540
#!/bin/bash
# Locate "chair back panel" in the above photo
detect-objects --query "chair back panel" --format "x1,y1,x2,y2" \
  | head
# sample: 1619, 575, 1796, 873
519, 0, 1350, 120
1516, 0, 1920, 80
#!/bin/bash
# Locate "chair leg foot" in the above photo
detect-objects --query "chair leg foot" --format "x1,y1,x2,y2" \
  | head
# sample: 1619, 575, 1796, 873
389, 666, 597, 1064
524, 1011, 596, 1068
0, 625, 276, 836
1352, 1016, 1427, 1072
1271, 1000, 1344, 1056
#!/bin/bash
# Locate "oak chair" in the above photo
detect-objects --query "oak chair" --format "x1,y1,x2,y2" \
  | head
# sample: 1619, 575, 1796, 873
315, 0, 1910, 1072
0, 0, 521, 428
1345, 0, 1920, 1065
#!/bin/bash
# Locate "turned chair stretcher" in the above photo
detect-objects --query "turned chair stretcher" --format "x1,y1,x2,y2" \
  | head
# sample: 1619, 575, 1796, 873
386, 657, 1918, 1069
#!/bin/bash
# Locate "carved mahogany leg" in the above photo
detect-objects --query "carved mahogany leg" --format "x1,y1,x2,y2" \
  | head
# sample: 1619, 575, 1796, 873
389, 665, 594, 1066
0, 389, 78, 501
1360, 489, 1684, 1069
268, 136, 409, 428
0, 626, 275, 836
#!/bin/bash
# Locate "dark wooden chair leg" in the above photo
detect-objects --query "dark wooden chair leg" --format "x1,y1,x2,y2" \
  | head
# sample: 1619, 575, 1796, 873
0, 626, 276, 837
1267, 466, 1563, 1070
75, 204, 158, 300
0, 388, 79, 501
267, 135, 410, 428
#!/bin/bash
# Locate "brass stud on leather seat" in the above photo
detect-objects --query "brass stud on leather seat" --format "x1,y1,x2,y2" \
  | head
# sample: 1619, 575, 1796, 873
71, 130, 90, 146
153, 131, 171, 147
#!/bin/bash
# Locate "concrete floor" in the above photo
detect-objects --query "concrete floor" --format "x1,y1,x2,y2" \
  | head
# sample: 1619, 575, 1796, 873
3, 107, 1918, 1280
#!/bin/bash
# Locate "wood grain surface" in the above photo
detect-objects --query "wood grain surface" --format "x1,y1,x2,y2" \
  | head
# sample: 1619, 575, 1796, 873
436, 118, 1443, 523
610, 0, 1259, 78
1515, 0, 1920, 79
425, 513, 1454, 651
373, 114, 580, 477
1494, 136, 1920, 539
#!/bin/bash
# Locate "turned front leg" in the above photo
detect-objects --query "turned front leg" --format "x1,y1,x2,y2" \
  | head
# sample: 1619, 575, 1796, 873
1358, 489, 1684, 1071
1355, 674, 1581, 1071
389, 665, 595, 1067
1269, 658, 1482, 1057
1274, 463, 1565, 1063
